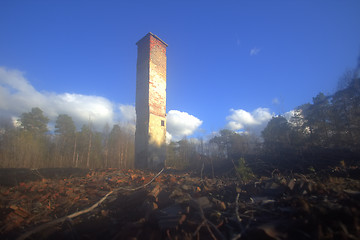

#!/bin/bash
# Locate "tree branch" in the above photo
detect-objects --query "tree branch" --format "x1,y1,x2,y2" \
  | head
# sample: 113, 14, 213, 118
17, 168, 165, 240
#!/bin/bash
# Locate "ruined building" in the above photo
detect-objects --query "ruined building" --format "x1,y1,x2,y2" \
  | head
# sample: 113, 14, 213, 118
135, 33, 167, 169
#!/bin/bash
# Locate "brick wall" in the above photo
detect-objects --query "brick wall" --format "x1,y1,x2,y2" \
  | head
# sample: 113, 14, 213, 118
135, 33, 167, 169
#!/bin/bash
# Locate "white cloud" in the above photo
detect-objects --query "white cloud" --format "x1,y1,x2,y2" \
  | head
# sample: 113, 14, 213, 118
226, 108, 273, 135
0, 67, 203, 139
117, 104, 136, 134
166, 110, 203, 142
166, 131, 172, 144
250, 47, 261, 56
0, 67, 45, 114
119, 104, 136, 123
0, 66, 115, 130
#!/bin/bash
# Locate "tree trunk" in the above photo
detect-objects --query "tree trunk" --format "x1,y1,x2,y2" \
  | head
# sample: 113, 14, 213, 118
73, 135, 77, 167
87, 132, 92, 168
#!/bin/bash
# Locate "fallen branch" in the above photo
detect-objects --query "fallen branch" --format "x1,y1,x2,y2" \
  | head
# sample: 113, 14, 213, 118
232, 192, 243, 240
17, 168, 165, 240
191, 197, 226, 240
193, 220, 207, 237
16, 190, 113, 240
235, 192, 242, 223
115, 167, 164, 192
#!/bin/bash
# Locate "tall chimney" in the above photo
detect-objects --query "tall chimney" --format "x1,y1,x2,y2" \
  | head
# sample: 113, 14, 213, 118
135, 33, 167, 169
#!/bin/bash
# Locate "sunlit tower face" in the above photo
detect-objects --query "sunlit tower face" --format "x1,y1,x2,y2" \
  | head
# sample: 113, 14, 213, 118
135, 33, 167, 169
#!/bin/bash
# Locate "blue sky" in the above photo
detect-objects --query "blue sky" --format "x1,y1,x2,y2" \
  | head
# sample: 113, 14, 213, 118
1, 0, 360, 141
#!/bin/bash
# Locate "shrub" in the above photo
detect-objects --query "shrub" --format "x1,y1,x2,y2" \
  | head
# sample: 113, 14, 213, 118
235, 157, 254, 182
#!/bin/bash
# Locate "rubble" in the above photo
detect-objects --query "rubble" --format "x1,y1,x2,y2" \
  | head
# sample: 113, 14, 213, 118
0, 166, 359, 239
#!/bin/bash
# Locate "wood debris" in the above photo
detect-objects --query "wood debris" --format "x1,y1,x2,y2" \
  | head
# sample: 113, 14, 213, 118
0, 165, 359, 240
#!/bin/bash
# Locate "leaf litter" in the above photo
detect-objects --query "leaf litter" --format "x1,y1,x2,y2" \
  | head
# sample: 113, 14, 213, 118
0, 165, 359, 240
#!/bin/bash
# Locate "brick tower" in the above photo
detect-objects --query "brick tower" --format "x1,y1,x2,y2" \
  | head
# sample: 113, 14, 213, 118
135, 33, 167, 169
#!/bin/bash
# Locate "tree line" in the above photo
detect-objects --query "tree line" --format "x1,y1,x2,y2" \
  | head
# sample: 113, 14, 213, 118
261, 73, 360, 171
166, 68, 360, 176
0, 106, 261, 173
0, 109, 134, 169
1, 68, 359, 174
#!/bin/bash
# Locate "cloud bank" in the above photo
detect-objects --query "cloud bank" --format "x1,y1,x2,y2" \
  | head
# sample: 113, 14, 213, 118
0, 67, 115, 130
226, 108, 273, 135
0, 67, 203, 140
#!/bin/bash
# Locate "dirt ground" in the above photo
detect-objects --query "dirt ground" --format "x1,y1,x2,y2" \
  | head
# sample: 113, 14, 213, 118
1, 165, 360, 240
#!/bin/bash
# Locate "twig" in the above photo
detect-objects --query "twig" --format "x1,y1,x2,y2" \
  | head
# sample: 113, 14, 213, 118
231, 233, 242, 240
193, 220, 206, 236
235, 193, 242, 223
115, 167, 164, 192
233, 192, 244, 240
191, 198, 226, 240
206, 220, 220, 240
17, 168, 165, 240
31, 169, 45, 180
193, 220, 218, 240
